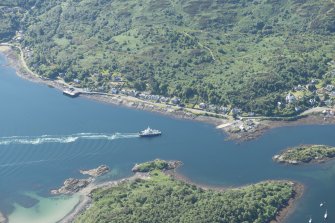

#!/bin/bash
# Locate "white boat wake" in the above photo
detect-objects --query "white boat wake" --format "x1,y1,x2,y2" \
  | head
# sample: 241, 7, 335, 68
0, 132, 139, 145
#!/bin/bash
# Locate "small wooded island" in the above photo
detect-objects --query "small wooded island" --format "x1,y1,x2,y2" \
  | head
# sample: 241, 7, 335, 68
273, 145, 335, 165
74, 160, 300, 223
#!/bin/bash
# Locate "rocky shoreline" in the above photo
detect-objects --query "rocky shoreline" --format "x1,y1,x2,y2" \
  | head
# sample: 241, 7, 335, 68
1, 45, 335, 142
51, 178, 93, 195
59, 160, 303, 223
51, 165, 110, 195
80, 165, 109, 177
168, 170, 303, 223
273, 144, 335, 165
57, 172, 150, 223
270, 182, 304, 223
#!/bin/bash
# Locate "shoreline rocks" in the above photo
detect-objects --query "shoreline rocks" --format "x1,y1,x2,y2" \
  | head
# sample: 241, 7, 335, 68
51, 178, 93, 195
273, 145, 335, 165
51, 165, 110, 195
80, 165, 110, 177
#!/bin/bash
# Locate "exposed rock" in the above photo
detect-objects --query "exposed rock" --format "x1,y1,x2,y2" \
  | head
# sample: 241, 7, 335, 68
51, 178, 93, 195
80, 165, 110, 177
273, 154, 299, 164
132, 159, 182, 173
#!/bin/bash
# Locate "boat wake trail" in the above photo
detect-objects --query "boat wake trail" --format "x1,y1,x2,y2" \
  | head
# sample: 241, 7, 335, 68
0, 132, 139, 145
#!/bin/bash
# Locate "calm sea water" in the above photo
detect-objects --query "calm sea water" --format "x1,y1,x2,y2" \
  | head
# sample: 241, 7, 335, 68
0, 53, 335, 223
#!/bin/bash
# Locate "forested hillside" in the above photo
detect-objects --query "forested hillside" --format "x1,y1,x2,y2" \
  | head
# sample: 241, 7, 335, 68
2, 0, 335, 115
75, 170, 295, 223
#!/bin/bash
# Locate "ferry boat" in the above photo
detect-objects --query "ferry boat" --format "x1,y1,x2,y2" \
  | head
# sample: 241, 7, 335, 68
139, 127, 162, 137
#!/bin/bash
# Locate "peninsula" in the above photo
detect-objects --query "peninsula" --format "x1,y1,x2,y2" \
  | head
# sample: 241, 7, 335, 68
273, 145, 335, 165
54, 160, 304, 223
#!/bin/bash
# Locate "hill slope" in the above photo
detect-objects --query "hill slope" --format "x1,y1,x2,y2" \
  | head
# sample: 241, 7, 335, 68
2, 0, 335, 115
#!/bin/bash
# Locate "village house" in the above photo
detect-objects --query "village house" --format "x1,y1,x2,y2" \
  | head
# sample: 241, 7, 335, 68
309, 98, 316, 106
171, 97, 181, 105
295, 106, 301, 112
120, 89, 128, 95
208, 105, 217, 112
285, 93, 297, 104
111, 88, 118, 94
325, 85, 334, 92
128, 90, 139, 97
199, 103, 207, 110
93, 73, 102, 78
73, 79, 81, 84
231, 107, 241, 116
245, 119, 254, 126
114, 76, 122, 82
239, 124, 246, 131
248, 112, 255, 116
97, 86, 105, 92
138, 93, 147, 99
160, 97, 170, 103
306, 84, 316, 92
293, 85, 304, 91
324, 99, 333, 107
219, 106, 229, 114
277, 101, 282, 108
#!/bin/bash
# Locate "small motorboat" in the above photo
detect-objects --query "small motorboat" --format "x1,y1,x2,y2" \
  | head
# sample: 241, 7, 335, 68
324, 209, 328, 219
320, 202, 324, 207
308, 216, 312, 223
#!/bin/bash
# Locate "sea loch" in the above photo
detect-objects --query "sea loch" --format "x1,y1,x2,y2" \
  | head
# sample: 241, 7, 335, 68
1, 53, 335, 222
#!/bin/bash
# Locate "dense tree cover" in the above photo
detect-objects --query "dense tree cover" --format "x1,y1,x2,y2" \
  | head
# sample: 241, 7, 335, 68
1, 0, 335, 115
75, 170, 295, 223
274, 145, 335, 164
132, 159, 180, 172
0, 0, 36, 41
133, 160, 170, 172
0, 9, 19, 42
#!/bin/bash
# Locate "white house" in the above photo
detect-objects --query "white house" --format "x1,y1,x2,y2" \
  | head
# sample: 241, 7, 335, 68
285, 93, 297, 104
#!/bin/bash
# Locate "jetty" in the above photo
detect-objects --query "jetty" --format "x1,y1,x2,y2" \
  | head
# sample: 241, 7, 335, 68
63, 88, 80, 97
